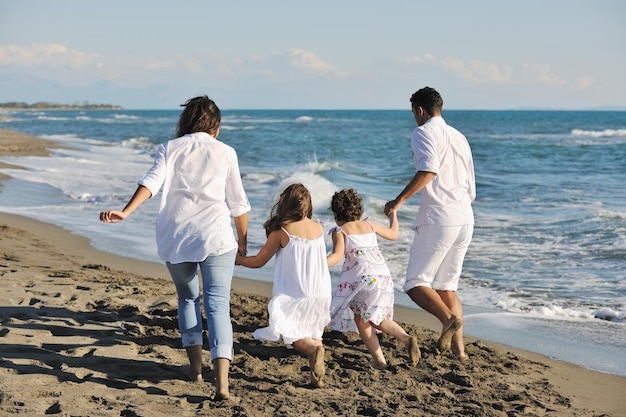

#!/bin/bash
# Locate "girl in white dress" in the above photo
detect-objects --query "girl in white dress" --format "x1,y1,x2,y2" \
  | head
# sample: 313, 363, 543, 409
236, 183, 331, 387
327, 189, 420, 369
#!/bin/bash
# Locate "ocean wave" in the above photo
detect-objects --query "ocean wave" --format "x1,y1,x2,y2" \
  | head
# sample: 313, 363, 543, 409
597, 209, 626, 219
112, 114, 141, 120
275, 171, 338, 215
36, 115, 72, 121
594, 307, 626, 322
571, 128, 626, 138
120, 136, 157, 152
494, 298, 625, 323
40, 133, 118, 149
243, 172, 281, 184
75, 193, 109, 203
220, 125, 257, 131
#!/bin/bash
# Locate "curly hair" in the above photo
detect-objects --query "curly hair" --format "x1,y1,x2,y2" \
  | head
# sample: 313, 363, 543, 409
176, 95, 221, 138
330, 188, 363, 223
263, 183, 313, 236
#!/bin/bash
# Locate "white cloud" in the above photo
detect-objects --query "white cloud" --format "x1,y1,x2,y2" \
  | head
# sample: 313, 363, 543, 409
438, 57, 512, 84
116, 48, 343, 81
574, 76, 594, 89
399, 54, 579, 88
287, 49, 342, 76
520, 62, 566, 86
0, 43, 102, 70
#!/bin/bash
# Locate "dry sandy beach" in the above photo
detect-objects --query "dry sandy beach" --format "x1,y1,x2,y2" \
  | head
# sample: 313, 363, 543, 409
1, 128, 625, 416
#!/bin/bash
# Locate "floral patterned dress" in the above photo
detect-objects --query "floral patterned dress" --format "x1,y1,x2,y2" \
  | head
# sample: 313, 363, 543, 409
328, 223, 396, 332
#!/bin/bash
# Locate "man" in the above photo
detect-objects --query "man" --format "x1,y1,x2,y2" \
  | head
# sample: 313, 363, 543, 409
384, 87, 475, 360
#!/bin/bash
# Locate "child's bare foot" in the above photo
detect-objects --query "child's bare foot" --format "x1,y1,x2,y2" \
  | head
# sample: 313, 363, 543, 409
436, 316, 462, 354
406, 336, 421, 366
213, 392, 229, 401
309, 346, 325, 388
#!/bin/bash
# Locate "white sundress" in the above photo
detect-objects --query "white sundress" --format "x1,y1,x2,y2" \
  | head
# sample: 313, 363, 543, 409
328, 223, 396, 333
253, 226, 332, 346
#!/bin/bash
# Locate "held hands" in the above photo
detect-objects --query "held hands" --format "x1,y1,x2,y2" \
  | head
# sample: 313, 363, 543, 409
99, 210, 128, 223
235, 250, 247, 265
384, 199, 400, 216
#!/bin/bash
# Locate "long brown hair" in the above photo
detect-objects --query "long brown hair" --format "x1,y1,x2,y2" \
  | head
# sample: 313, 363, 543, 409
176, 95, 221, 137
263, 183, 313, 236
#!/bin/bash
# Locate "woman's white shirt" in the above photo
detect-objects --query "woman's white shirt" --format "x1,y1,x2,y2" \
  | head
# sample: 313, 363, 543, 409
138, 132, 250, 263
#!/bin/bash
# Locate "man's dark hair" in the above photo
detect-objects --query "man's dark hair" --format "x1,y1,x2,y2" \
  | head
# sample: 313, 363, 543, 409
410, 87, 443, 116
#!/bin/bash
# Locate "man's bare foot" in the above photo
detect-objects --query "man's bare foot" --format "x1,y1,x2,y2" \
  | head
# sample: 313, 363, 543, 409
452, 348, 469, 362
452, 338, 469, 361
436, 316, 463, 354
367, 359, 388, 370
406, 336, 421, 366
309, 346, 325, 388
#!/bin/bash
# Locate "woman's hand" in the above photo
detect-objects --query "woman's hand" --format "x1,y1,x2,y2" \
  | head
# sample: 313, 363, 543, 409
99, 210, 128, 223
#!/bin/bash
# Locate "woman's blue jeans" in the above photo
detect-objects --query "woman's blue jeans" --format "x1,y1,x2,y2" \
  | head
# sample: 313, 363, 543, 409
166, 249, 235, 361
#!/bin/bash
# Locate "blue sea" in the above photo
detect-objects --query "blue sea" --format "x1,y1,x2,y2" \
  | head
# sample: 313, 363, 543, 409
1, 108, 625, 377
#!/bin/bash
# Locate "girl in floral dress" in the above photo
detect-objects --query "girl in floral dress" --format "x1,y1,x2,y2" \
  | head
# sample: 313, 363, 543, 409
327, 189, 420, 369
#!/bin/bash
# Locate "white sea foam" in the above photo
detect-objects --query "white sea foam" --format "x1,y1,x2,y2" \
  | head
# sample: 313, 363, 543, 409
571, 128, 626, 138
275, 171, 338, 216
112, 114, 141, 120
597, 209, 626, 219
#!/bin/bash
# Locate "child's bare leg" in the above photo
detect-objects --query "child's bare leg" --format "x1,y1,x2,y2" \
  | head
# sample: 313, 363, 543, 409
374, 319, 421, 366
374, 319, 410, 344
292, 337, 325, 387
355, 315, 387, 369
213, 358, 230, 400
185, 345, 203, 382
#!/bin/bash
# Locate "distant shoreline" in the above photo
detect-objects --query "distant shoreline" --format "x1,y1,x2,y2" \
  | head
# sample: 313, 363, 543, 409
0, 102, 123, 110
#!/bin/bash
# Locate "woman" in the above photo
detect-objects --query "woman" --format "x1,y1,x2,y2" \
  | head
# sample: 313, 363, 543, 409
99, 95, 250, 400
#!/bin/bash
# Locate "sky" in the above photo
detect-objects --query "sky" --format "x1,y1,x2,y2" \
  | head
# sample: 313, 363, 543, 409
1, 1, 625, 110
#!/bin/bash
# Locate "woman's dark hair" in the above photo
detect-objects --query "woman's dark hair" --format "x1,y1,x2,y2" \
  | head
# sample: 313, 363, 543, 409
176, 95, 221, 137
330, 188, 363, 223
264, 183, 313, 236
410, 86, 443, 116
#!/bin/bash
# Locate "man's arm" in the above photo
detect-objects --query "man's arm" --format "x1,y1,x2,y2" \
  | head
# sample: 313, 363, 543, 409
384, 171, 436, 215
